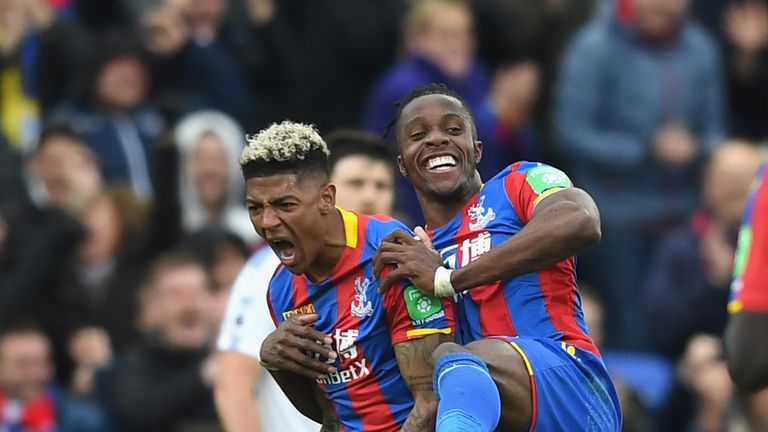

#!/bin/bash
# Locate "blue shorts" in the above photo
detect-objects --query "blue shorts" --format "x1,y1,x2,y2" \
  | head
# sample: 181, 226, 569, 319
492, 336, 622, 432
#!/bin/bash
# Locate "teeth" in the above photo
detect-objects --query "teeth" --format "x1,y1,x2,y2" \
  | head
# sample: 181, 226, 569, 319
426, 155, 457, 169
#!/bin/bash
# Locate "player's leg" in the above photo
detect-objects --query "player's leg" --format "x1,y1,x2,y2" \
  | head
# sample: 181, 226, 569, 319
431, 340, 532, 432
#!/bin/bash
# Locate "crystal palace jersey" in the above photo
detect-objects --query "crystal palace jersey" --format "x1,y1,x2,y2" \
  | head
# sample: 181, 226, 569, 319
729, 163, 768, 313
267, 208, 454, 432
430, 161, 599, 355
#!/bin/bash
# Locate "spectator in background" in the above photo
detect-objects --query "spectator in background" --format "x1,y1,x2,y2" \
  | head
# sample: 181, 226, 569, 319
362, 0, 489, 225
472, 0, 597, 157
173, 110, 256, 245
0, 324, 104, 432
555, 0, 725, 349
1, 125, 102, 385
105, 251, 221, 432
325, 129, 396, 217
0, 0, 90, 151
645, 141, 762, 359
363, 0, 487, 138
141, 0, 257, 127
60, 32, 163, 200
474, 57, 542, 178
214, 129, 397, 432
723, 0, 768, 141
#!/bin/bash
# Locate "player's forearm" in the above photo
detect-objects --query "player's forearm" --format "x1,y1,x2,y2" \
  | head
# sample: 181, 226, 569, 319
401, 397, 437, 432
270, 370, 324, 422
451, 191, 600, 292
214, 353, 263, 432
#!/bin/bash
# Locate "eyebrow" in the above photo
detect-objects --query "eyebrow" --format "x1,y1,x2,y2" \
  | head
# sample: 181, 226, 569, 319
246, 195, 299, 205
404, 112, 466, 129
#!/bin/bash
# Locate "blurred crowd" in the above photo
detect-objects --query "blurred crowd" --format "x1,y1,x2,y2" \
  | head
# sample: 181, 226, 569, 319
0, 0, 767, 431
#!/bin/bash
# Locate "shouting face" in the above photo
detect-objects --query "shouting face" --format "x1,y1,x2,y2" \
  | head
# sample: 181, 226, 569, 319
246, 173, 335, 275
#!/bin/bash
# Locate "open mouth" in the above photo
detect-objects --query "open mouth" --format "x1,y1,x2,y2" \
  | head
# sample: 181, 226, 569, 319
268, 238, 297, 266
424, 155, 457, 172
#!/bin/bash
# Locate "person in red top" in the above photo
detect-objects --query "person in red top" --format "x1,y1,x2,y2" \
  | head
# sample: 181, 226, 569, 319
726, 163, 768, 391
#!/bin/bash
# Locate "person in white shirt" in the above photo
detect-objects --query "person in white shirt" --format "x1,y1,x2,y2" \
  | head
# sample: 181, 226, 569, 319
214, 129, 397, 431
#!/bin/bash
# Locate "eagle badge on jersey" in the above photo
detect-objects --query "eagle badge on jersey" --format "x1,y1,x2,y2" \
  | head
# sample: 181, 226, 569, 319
468, 195, 496, 231
351, 276, 374, 318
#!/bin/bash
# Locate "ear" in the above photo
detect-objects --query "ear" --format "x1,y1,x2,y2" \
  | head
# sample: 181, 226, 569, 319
397, 154, 408, 178
474, 140, 483, 164
319, 183, 336, 215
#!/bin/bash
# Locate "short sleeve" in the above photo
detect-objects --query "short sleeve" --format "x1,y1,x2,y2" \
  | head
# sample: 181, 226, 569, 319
216, 250, 280, 359
729, 177, 768, 313
503, 162, 573, 223
380, 266, 454, 345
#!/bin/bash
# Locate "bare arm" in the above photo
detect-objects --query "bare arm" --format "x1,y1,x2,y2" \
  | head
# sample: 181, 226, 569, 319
313, 386, 342, 432
268, 370, 325, 423
214, 351, 263, 432
451, 188, 600, 291
725, 312, 768, 391
374, 188, 601, 295
395, 334, 452, 432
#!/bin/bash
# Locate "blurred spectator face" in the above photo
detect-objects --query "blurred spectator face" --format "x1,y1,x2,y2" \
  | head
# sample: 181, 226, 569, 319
491, 60, 541, 122
97, 56, 150, 111
80, 194, 121, 263
28, 135, 101, 210
191, 132, 230, 212
406, 0, 475, 79
187, 0, 227, 38
145, 264, 214, 349
332, 155, 395, 216
702, 141, 761, 229
0, 331, 53, 402
632, 0, 690, 37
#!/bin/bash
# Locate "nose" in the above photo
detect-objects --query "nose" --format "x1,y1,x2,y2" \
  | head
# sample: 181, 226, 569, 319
261, 206, 282, 230
424, 127, 449, 147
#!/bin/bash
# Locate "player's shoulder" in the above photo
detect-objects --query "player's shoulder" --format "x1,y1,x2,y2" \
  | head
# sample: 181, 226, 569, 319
491, 161, 572, 192
361, 213, 414, 244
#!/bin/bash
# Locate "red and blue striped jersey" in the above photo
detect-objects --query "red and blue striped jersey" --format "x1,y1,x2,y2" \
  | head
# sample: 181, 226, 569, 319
729, 163, 768, 313
267, 208, 454, 431
430, 161, 600, 356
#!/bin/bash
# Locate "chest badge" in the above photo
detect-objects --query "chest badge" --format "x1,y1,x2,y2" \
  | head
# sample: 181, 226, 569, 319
468, 196, 496, 231
351, 276, 374, 318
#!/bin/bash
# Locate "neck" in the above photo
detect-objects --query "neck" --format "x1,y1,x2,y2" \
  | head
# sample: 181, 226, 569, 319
420, 172, 483, 229
305, 208, 347, 283
204, 200, 225, 221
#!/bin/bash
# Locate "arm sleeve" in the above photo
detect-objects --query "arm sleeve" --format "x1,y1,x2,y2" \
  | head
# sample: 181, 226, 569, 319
381, 267, 454, 345
216, 253, 280, 359
503, 162, 574, 223
554, 33, 649, 169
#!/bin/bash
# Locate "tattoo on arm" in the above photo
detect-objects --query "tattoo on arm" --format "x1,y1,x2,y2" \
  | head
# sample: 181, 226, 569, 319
395, 334, 451, 431
313, 385, 342, 432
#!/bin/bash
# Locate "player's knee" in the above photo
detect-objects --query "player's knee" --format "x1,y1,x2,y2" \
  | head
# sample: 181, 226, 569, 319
431, 342, 467, 366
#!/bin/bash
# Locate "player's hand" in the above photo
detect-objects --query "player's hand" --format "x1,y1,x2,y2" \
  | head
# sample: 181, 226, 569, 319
259, 314, 338, 380
373, 228, 443, 295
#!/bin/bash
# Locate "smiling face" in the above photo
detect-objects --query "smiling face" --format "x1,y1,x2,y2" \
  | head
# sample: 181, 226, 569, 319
246, 173, 335, 274
397, 93, 482, 201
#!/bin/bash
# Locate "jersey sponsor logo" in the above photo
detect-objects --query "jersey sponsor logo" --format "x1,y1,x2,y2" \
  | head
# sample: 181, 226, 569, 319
282, 303, 316, 320
316, 359, 370, 384
525, 164, 571, 195
315, 328, 371, 384
351, 277, 374, 318
468, 195, 496, 231
404, 285, 445, 325
438, 231, 493, 270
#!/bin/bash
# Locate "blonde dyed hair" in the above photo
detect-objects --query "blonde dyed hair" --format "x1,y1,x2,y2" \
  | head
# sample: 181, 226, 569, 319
240, 121, 329, 166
